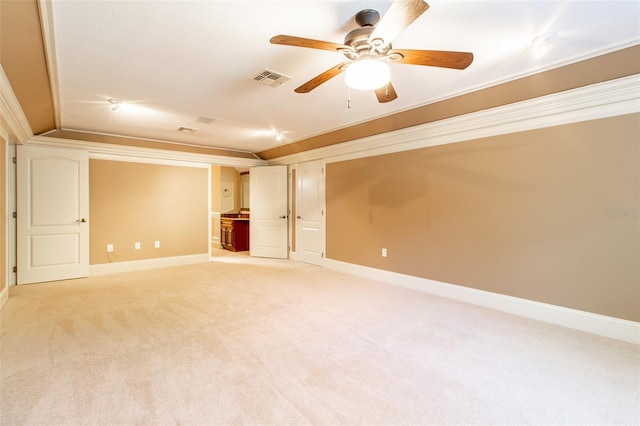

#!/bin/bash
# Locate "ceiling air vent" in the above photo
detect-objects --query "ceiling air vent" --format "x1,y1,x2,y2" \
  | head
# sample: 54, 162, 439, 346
195, 116, 215, 124
253, 69, 292, 88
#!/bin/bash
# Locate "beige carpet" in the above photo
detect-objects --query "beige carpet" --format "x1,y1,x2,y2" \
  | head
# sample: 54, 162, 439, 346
1, 254, 638, 425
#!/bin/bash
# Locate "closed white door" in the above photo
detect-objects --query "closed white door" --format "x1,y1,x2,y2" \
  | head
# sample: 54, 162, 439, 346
17, 145, 89, 284
250, 165, 288, 258
296, 160, 325, 265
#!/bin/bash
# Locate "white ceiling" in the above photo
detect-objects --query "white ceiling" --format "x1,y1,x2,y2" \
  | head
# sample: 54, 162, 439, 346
47, 0, 640, 154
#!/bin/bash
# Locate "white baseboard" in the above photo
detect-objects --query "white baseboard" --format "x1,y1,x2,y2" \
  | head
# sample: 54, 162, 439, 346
0, 283, 8, 311
324, 259, 639, 345
90, 254, 210, 276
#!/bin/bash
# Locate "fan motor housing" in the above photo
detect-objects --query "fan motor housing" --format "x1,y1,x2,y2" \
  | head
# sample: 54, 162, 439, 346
344, 27, 374, 48
354, 9, 380, 27
344, 26, 391, 57
344, 9, 392, 57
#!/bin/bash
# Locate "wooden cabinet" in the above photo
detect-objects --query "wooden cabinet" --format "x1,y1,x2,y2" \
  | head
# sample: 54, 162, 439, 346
221, 218, 249, 252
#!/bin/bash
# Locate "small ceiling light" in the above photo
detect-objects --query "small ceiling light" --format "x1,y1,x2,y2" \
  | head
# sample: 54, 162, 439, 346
272, 129, 284, 141
344, 57, 390, 91
532, 32, 556, 57
108, 98, 122, 113
177, 126, 199, 133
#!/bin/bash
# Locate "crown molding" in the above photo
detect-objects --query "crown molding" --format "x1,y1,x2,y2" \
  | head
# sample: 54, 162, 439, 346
27, 135, 267, 168
0, 65, 34, 144
37, 0, 62, 129
269, 74, 640, 166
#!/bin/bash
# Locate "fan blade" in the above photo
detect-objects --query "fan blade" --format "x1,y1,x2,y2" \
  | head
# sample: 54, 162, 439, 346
295, 62, 350, 93
390, 49, 473, 69
368, 0, 429, 47
374, 82, 398, 103
270, 35, 349, 52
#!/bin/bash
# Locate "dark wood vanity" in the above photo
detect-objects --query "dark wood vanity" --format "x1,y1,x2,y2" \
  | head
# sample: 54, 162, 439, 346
220, 214, 249, 252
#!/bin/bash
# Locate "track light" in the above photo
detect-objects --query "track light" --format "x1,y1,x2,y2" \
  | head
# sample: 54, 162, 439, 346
108, 98, 122, 113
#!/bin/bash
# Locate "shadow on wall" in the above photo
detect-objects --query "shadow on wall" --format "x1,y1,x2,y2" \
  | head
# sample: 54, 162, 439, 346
330, 139, 535, 210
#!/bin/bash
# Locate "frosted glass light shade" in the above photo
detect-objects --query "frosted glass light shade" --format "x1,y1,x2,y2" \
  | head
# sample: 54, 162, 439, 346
344, 58, 390, 91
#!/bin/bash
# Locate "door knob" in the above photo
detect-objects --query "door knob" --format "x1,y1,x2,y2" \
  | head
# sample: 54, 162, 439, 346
76, 218, 87, 223
296, 216, 301, 219
279, 215, 287, 219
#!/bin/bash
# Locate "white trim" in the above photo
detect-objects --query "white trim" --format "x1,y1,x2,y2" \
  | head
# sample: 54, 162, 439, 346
288, 164, 295, 261
90, 151, 210, 168
269, 74, 640, 166
7, 144, 16, 287
27, 135, 266, 168
90, 253, 210, 276
325, 259, 640, 345
1, 136, 8, 309
211, 211, 221, 247
0, 65, 34, 144
207, 165, 212, 258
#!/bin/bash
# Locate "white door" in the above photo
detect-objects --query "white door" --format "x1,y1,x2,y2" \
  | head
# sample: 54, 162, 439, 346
250, 165, 288, 258
17, 145, 89, 284
296, 160, 325, 265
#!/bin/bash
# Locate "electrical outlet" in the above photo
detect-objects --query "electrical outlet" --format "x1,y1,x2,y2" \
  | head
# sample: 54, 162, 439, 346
135, 242, 141, 250
154, 241, 160, 248
107, 244, 114, 253
382, 248, 387, 257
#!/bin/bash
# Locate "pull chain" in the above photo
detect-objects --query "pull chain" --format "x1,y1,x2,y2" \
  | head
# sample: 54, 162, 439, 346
347, 86, 352, 109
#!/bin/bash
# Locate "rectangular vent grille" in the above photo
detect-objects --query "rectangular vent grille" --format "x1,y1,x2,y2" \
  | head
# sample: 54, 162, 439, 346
195, 116, 215, 124
253, 69, 292, 88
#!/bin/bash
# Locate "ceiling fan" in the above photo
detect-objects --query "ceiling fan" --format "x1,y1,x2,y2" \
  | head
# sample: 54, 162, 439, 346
270, 0, 473, 103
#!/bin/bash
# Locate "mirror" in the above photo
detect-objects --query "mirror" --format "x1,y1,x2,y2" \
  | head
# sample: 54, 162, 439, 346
240, 172, 250, 211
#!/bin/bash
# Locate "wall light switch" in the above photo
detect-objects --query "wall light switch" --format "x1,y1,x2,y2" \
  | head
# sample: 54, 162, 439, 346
107, 244, 114, 253
154, 241, 160, 248
382, 248, 387, 257
135, 242, 141, 250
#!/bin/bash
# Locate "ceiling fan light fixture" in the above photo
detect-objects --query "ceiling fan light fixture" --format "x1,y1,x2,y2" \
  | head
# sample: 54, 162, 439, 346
344, 58, 390, 91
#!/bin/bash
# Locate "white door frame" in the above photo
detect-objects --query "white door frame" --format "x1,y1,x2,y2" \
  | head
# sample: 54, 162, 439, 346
8, 143, 16, 286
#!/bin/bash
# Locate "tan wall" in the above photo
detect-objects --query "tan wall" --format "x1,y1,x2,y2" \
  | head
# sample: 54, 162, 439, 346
89, 160, 209, 264
211, 165, 221, 213
220, 167, 240, 213
0, 137, 7, 299
0, 0, 56, 134
326, 114, 640, 322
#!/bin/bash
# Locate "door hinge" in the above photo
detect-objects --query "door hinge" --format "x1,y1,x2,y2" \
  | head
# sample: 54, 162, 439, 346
12, 212, 17, 219
13, 266, 17, 273
12, 157, 17, 164
322, 252, 324, 258
322, 210, 324, 216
